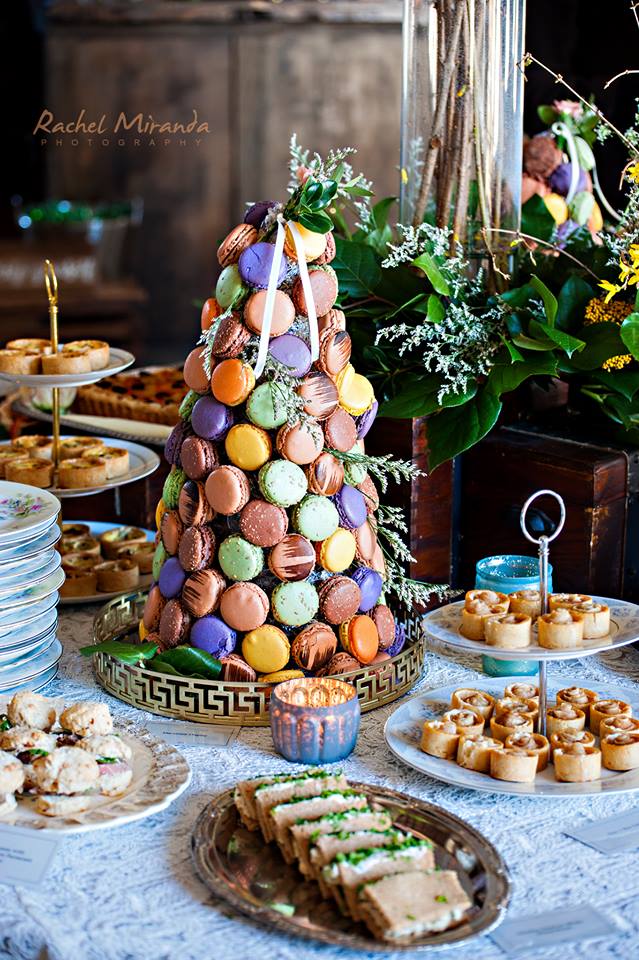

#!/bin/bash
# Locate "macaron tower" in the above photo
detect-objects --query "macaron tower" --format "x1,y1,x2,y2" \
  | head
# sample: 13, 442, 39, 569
142, 179, 404, 686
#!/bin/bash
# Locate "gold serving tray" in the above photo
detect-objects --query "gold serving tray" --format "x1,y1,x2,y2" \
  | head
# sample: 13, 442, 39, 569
191, 783, 510, 950
92, 592, 426, 726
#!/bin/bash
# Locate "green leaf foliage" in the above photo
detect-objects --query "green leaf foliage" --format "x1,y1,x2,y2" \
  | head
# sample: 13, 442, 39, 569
333, 238, 382, 298
411, 252, 451, 296
379, 381, 441, 419
521, 195, 555, 242
567, 323, 626, 370
427, 389, 502, 471
569, 190, 595, 226
556, 276, 594, 331
79, 640, 158, 664
487, 353, 558, 395
529, 319, 586, 357
592, 369, 639, 400
621, 313, 639, 359
537, 105, 557, 125
147, 645, 222, 680
574, 136, 595, 171
530, 275, 558, 326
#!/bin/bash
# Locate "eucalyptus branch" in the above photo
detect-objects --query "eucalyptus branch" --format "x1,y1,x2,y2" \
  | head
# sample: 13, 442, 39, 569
485, 227, 601, 280
328, 448, 424, 493
520, 53, 639, 157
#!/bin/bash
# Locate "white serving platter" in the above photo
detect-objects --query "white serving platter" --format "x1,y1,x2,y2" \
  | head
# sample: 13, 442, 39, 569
15, 398, 172, 447
0, 347, 134, 388
0, 482, 60, 546
424, 597, 639, 660
385, 677, 639, 797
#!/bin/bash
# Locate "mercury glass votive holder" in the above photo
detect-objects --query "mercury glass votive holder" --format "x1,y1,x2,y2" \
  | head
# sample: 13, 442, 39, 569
270, 678, 361, 764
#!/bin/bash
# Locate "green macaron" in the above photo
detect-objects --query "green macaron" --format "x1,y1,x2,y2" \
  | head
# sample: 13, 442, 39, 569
246, 382, 288, 430
152, 542, 168, 582
292, 495, 339, 542
271, 580, 319, 627
162, 467, 187, 510
179, 389, 204, 421
343, 445, 367, 485
215, 264, 245, 309
218, 535, 264, 581
258, 459, 308, 508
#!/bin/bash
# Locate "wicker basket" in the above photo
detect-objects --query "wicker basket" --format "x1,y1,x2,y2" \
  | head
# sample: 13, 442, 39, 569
92, 592, 426, 726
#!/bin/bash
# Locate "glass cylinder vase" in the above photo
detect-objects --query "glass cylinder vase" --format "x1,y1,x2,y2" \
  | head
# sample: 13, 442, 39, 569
400, 0, 526, 264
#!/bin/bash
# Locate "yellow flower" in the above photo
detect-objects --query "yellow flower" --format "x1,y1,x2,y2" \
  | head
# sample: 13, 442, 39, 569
627, 162, 639, 183
599, 280, 622, 303
584, 297, 634, 372
603, 354, 633, 371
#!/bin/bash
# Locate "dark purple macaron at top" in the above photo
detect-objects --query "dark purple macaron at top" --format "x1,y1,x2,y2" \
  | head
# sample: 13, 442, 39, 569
164, 419, 192, 467
351, 566, 383, 612
356, 400, 379, 440
269, 334, 312, 378
244, 201, 277, 229
158, 556, 187, 599
332, 485, 367, 530
191, 395, 233, 441
238, 242, 287, 289
387, 622, 407, 657
190, 615, 237, 658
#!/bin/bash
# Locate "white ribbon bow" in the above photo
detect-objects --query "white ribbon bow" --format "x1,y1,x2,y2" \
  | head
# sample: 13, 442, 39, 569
252, 217, 320, 379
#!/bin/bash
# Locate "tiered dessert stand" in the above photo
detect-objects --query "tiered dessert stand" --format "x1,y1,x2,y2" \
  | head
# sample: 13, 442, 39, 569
386, 489, 639, 796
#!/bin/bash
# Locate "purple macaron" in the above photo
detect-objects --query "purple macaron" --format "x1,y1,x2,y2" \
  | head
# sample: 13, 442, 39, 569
238, 242, 288, 289
269, 334, 312, 378
190, 615, 237, 658
387, 622, 407, 657
191, 396, 233, 441
158, 556, 186, 599
164, 419, 192, 467
352, 566, 383, 612
356, 400, 378, 440
332, 485, 367, 530
244, 201, 277, 229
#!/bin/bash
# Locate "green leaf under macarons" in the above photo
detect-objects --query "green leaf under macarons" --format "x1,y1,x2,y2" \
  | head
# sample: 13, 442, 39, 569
147, 645, 222, 681
79, 640, 159, 664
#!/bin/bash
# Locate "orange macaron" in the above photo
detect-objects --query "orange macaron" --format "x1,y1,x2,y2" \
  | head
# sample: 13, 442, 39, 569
211, 358, 255, 406
339, 614, 379, 664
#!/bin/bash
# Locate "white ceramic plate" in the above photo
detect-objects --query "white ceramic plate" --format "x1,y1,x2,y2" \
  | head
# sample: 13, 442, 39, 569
0, 437, 160, 499
59, 520, 154, 605
0, 546, 56, 580
0, 591, 59, 631
0, 550, 61, 598
0, 638, 61, 690
0, 717, 190, 833
0, 347, 134, 389
0, 522, 61, 562
1, 664, 58, 696
424, 597, 639, 661
0, 628, 57, 669
385, 677, 639, 797
0, 482, 60, 546
0, 567, 65, 612
0, 607, 57, 650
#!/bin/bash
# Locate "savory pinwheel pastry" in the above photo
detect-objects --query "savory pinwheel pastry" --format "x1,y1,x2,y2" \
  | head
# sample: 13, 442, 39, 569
420, 719, 459, 760
490, 746, 538, 783
549, 593, 592, 610
601, 732, 639, 770
537, 608, 584, 649
590, 699, 632, 737
508, 589, 541, 619
599, 715, 639, 739
556, 686, 598, 720
564, 600, 610, 639
503, 682, 539, 704
460, 599, 506, 640
504, 731, 550, 772
553, 743, 602, 783
464, 589, 509, 612
484, 612, 532, 649
450, 688, 495, 721
490, 709, 534, 743
456, 734, 503, 773
442, 708, 484, 737
550, 729, 596, 754
546, 704, 586, 738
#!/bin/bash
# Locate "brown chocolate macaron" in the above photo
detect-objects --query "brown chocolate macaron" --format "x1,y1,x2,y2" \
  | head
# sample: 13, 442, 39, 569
159, 599, 191, 649
268, 533, 316, 582
239, 499, 288, 547
318, 329, 352, 379
354, 520, 378, 564
178, 525, 216, 573
317, 651, 360, 676
143, 584, 166, 631
357, 474, 379, 514
219, 582, 269, 632
292, 621, 337, 672
180, 436, 219, 482
182, 568, 226, 617
276, 421, 324, 466
220, 653, 257, 683
318, 575, 361, 625
307, 452, 344, 497
315, 230, 336, 265
217, 223, 258, 267
212, 313, 252, 359
298, 371, 339, 420
205, 465, 251, 516
324, 407, 357, 453
178, 480, 214, 527
244, 289, 295, 337
371, 604, 396, 651
183, 346, 212, 393
318, 308, 346, 335
160, 511, 184, 556
292, 267, 338, 317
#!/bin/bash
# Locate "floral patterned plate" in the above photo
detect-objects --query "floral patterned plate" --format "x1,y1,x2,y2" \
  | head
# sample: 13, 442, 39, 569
0, 481, 60, 546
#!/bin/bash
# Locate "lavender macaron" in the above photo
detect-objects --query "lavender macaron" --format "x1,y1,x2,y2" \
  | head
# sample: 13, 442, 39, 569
158, 556, 187, 599
351, 566, 383, 612
356, 400, 378, 440
269, 334, 312, 378
244, 201, 277, 229
191, 396, 233, 441
238, 242, 287, 289
190, 615, 237, 658
387, 622, 407, 657
332, 484, 367, 530
164, 420, 192, 467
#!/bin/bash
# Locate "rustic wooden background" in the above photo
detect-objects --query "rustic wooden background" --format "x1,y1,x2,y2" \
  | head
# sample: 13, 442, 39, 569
45, 1, 405, 361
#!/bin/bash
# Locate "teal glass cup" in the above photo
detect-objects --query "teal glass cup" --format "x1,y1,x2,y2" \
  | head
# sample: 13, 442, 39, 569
475, 555, 552, 677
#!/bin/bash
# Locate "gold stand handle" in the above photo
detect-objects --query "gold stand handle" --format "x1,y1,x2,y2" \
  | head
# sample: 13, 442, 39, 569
44, 260, 62, 529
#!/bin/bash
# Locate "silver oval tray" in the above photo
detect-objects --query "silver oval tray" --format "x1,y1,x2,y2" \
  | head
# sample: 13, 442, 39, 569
191, 782, 510, 951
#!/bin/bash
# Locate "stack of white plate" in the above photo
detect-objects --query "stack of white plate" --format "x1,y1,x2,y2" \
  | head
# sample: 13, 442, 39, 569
0, 481, 64, 694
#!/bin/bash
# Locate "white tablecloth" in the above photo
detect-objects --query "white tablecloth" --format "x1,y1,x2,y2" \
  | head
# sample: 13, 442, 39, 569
2, 608, 639, 960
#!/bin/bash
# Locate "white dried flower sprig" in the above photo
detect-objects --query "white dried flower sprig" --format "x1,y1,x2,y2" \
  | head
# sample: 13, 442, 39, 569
288, 134, 373, 221
373, 516, 449, 608
383, 222, 455, 267
197, 307, 234, 378
327, 448, 424, 493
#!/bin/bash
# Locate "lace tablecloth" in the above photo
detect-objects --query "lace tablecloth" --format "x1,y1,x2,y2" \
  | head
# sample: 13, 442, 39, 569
2, 608, 639, 960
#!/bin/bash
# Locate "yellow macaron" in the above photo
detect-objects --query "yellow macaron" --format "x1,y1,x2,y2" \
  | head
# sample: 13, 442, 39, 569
336, 364, 376, 416
139, 619, 148, 641
284, 221, 327, 262
225, 423, 272, 471
259, 669, 305, 683
318, 527, 357, 572
242, 624, 290, 674
155, 498, 167, 530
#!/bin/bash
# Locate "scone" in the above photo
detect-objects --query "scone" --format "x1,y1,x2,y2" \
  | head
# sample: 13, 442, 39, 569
0, 727, 57, 755
31, 746, 100, 795
63, 340, 109, 371
7, 691, 56, 731
5, 458, 53, 488
78, 735, 133, 796
58, 457, 107, 489
35, 794, 95, 817
60, 702, 113, 737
